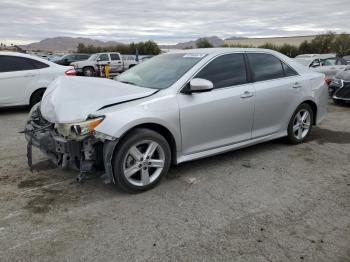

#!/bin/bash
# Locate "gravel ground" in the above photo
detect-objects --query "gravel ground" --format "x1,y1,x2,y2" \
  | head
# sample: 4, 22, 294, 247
0, 102, 349, 262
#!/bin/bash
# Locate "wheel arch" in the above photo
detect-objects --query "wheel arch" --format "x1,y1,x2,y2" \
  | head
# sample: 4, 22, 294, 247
29, 87, 46, 105
117, 123, 178, 165
300, 100, 318, 125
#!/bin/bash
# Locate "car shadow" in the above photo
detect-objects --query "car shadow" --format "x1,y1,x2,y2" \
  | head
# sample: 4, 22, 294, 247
308, 127, 350, 145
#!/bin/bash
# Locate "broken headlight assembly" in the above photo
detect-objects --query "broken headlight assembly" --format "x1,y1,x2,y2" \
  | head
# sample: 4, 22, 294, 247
55, 117, 104, 138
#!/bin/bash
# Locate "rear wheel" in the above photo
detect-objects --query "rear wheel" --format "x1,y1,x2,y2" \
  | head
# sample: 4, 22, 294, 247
83, 67, 95, 77
30, 89, 45, 107
287, 103, 314, 144
112, 128, 171, 193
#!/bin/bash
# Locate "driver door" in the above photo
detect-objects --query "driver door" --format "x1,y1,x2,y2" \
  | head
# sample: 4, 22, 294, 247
177, 53, 255, 155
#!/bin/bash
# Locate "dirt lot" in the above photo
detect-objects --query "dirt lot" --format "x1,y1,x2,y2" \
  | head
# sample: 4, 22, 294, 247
0, 102, 349, 262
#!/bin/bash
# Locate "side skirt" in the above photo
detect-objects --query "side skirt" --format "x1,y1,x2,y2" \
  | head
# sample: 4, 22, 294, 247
176, 131, 287, 164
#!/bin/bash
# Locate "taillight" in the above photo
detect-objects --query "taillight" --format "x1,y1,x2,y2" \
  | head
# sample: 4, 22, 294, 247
325, 78, 332, 86
65, 68, 76, 76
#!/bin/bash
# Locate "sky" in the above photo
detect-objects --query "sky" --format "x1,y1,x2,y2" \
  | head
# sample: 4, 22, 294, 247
1, 0, 350, 45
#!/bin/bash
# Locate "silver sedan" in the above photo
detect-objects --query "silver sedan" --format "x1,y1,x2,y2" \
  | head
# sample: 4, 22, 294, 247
25, 48, 328, 193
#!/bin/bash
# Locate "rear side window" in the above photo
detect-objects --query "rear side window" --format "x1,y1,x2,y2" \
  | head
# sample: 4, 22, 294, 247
195, 53, 248, 89
77, 54, 90, 60
0, 55, 49, 72
30, 59, 49, 69
247, 53, 284, 82
110, 54, 120, 61
282, 62, 297, 77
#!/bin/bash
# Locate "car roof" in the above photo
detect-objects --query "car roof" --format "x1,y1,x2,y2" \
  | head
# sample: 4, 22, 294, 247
296, 53, 336, 60
167, 47, 282, 55
0, 51, 59, 66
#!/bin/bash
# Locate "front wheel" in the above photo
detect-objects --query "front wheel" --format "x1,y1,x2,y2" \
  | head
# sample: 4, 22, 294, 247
112, 128, 171, 193
287, 104, 314, 144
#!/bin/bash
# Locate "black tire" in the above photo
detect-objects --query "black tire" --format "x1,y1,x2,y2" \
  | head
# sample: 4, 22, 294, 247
83, 67, 95, 77
30, 89, 45, 107
112, 128, 171, 193
287, 103, 314, 144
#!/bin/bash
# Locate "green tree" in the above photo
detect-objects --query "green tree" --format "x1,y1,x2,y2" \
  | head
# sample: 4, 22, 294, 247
258, 42, 279, 51
196, 38, 213, 48
278, 44, 300, 57
310, 32, 336, 53
76, 41, 161, 55
332, 33, 350, 56
299, 40, 314, 54
77, 43, 86, 53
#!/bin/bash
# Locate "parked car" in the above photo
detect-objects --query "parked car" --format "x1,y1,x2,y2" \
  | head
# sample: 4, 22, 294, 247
25, 48, 328, 193
71, 52, 138, 77
0, 52, 75, 108
329, 66, 350, 104
343, 55, 350, 64
294, 54, 348, 78
54, 54, 91, 66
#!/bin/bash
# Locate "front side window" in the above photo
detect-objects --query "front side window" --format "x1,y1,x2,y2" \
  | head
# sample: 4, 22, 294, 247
195, 54, 248, 89
321, 58, 336, 66
116, 53, 206, 89
247, 53, 284, 81
0, 55, 47, 72
110, 54, 120, 61
310, 59, 321, 68
98, 54, 109, 61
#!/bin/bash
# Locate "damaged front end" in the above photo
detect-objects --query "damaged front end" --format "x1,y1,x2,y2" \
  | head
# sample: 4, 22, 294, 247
24, 103, 117, 183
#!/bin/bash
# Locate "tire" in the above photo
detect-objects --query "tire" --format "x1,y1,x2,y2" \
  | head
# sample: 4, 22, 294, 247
83, 67, 95, 77
287, 103, 314, 144
112, 128, 171, 193
30, 89, 45, 107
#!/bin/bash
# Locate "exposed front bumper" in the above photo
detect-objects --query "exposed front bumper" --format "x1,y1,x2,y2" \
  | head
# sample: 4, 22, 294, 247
24, 105, 104, 175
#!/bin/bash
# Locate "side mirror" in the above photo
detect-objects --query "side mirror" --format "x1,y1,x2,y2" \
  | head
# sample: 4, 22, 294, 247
310, 62, 320, 68
96, 58, 101, 62
186, 78, 213, 93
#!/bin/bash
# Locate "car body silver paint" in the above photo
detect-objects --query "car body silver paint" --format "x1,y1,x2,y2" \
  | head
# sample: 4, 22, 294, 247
40, 48, 328, 164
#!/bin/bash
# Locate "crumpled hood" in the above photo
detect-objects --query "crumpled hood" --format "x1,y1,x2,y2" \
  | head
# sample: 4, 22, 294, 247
40, 76, 156, 123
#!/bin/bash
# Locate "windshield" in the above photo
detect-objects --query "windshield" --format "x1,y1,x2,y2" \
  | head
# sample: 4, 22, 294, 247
116, 53, 206, 89
88, 54, 98, 61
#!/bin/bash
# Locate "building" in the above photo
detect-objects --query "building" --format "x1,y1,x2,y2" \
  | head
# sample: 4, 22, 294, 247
224, 35, 318, 47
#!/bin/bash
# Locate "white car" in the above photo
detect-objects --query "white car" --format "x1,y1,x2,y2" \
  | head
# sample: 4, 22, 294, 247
0, 52, 76, 108
294, 54, 348, 78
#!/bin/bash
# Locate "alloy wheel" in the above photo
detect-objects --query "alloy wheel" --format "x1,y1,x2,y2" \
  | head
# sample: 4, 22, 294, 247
122, 140, 165, 187
292, 109, 311, 140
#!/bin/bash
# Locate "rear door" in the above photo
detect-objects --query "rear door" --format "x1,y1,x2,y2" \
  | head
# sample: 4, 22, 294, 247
109, 53, 123, 73
247, 52, 307, 138
0, 55, 40, 106
178, 53, 255, 155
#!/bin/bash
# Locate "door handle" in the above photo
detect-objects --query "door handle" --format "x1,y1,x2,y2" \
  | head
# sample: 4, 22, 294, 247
293, 82, 302, 89
240, 91, 254, 98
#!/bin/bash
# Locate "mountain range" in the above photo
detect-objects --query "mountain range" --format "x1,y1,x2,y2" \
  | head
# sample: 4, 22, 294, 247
19, 37, 124, 51
17, 36, 247, 51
